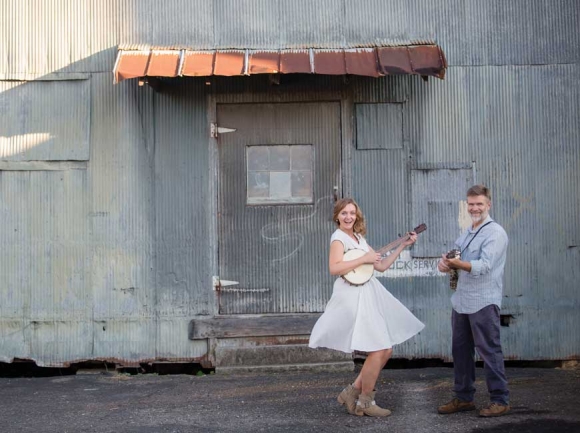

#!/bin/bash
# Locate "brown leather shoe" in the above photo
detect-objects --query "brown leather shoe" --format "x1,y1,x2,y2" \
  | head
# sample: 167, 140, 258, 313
479, 402, 510, 417
437, 398, 476, 414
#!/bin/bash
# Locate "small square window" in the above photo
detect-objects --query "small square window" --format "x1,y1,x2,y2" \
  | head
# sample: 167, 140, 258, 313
246, 145, 313, 205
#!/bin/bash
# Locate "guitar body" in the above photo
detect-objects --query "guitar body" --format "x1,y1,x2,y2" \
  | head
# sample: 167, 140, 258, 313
342, 249, 374, 286
446, 249, 460, 290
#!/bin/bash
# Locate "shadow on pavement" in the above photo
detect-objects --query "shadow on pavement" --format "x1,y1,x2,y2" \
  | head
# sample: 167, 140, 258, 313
472, 419, 580, 433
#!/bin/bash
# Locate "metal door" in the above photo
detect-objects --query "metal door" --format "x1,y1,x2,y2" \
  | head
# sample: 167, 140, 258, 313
217, 102, 341, 314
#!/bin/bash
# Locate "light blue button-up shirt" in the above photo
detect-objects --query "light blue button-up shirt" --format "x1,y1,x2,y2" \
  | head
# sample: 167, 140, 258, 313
451, 215, 509, 314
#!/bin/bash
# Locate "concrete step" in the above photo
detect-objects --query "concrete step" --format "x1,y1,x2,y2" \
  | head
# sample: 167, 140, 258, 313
215, 344, 353, 371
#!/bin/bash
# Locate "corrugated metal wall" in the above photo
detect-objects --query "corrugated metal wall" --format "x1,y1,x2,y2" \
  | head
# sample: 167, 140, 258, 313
0, 0, 578, 365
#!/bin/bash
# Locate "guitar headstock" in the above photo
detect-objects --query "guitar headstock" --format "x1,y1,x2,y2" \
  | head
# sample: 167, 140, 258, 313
413, 223, 427, 235
446, 248, 461, 259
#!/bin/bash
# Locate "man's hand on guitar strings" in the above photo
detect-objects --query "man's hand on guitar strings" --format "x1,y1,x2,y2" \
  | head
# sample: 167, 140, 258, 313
438, 253, 451, 273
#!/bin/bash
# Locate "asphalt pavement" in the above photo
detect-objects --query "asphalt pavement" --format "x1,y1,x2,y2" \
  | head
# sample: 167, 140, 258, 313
1, 365, 579, 433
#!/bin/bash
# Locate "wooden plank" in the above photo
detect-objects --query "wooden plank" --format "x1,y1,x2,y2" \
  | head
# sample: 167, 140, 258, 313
189, 314, 322, 339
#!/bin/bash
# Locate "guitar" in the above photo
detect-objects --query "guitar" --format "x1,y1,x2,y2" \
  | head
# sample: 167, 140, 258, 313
341, 224, 427, 286
446, 249, 461, 290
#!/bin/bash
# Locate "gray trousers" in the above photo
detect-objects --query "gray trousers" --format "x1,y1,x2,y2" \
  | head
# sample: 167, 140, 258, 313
452, 304, 510, 405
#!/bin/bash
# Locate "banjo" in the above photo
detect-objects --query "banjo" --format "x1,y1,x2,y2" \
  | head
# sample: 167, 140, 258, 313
341, 224, 427, 286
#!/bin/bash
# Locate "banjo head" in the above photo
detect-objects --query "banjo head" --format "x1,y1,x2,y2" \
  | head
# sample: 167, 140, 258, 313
342, 249, 374, 285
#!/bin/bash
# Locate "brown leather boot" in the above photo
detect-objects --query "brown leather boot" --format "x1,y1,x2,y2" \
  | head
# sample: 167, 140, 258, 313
437, 398, 476, 414
479, 402, 510, 417
337, 384, 361, 415
355, 392, 391, 417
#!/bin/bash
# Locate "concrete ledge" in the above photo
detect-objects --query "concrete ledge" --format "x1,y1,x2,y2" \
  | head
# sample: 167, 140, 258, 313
215, 344, 351, 368
216, 361, 355, 374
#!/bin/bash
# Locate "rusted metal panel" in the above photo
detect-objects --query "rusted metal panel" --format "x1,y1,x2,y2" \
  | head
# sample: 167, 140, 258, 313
114, 50, 150, 82
248, 51, 280, 74
313, 50, 346, 75
409, 45, 447, 78
213, 50, 246, 76
345, 49, 380, 77
114, 46, 447, 82
377, 47, 414, 75
279, 50, 311, 74
146, 50, 180, 77
182, 51, 215, 76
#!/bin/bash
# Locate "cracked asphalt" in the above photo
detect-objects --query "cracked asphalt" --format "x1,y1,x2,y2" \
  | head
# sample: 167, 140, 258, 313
1, 366, 579, 433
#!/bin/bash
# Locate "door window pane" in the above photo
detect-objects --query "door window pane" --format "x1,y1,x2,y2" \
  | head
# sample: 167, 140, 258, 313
246, 144, 313, 204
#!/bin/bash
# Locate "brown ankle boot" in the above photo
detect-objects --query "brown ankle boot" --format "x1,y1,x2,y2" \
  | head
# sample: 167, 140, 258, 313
355, 392, 392, 417
337, 384, 361, 415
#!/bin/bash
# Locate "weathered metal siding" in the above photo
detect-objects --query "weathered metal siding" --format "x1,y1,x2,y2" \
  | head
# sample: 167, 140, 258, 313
153, 80, 212, 359
0, 169, 91, 364
404, 63, 580, 360
1, 0, 579, 365
87, 74, 158, 365
3, 0, 579, 76
0, 79, 90, 161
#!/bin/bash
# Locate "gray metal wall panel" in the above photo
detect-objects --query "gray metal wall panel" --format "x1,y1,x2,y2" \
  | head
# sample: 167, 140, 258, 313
356, 103, 404, 150
411, 168, 474, 257
352, 146, 409, 249
2, 0, 579, 77
0, 80, 90, 161
1, 0, 90, 75
406, 64, 580, 359
215, 0, 281, 49
350, 75, 409, 104
85, 73, 156, 364
418, 0, 580, 66
217, 102, 340, 314
344, 0, 425, 46
153, 81, 214, 320
279, 0, 345, 48
1, 0, 579, 364
0, 169, 91, 365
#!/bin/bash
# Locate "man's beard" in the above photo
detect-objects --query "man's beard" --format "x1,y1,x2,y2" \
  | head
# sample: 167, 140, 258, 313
470, 211, 488, 224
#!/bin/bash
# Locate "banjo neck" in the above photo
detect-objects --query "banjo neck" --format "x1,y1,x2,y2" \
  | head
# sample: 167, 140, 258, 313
375, 223, 427, 257
341, 223, 427, 286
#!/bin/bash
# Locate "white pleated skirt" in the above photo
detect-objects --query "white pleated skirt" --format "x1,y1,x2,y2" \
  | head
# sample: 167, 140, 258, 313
309, 277, 425, 353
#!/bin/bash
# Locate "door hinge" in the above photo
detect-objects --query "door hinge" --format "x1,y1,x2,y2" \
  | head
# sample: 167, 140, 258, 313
210, 123, 237, 138
212, 276, 240, 291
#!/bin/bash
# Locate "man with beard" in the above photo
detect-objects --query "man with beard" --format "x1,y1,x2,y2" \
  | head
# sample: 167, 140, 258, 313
437, 185, 510, 417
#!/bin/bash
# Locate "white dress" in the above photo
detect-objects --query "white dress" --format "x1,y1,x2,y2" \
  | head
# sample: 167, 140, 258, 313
309, 229, 425, 353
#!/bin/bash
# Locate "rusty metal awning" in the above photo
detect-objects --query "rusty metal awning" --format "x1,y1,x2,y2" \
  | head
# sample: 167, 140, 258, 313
113, 44, 447, 83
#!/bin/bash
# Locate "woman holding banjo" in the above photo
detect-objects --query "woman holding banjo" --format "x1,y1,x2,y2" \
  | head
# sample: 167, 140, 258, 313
309, 197, 425, 417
